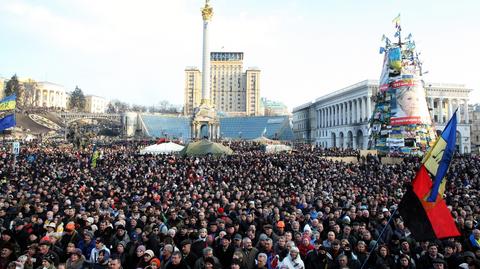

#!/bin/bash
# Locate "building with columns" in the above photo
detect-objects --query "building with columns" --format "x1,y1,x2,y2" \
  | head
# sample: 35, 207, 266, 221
469, 104, 480, 153
0, 79, 67, 109
36, 81, 67, 109
292, 80, 472, 153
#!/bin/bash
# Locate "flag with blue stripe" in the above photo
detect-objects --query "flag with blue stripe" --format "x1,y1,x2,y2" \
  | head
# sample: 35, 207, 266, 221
0, 94, 16, 111
0, 114, 16, 131
423, 110, 457, 202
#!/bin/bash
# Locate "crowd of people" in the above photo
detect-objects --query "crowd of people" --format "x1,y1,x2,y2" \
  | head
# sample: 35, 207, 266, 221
1, 141, 479, 269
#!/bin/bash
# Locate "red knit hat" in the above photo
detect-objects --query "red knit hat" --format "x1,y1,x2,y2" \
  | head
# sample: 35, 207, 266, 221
150, 258, 161, 267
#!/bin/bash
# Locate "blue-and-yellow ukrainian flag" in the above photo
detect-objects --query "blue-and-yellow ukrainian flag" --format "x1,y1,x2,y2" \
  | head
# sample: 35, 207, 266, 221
423, 110, 458, 202
0, 94, 16, 131
0, 94, 16, 111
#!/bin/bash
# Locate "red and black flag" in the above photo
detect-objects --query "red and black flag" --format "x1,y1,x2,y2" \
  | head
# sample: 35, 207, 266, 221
398, 112, 460, 241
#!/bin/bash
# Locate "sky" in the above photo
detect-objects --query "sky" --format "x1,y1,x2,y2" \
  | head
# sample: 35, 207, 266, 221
0, 0, 479, 111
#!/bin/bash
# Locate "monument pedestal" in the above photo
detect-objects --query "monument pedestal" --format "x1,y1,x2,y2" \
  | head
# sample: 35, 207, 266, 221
192, 102, 219, 140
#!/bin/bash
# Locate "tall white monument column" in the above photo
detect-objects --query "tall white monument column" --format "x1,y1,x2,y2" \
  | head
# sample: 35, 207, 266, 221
201, 1, 213, 105
192, 0, 217, 140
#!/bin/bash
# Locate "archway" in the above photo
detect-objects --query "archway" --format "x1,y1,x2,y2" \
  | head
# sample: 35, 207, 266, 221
200, 124, 209, 139
331, 132, 337, 148
347, 131, 353, 148
339, 132, 344, 148
356, 130, 364, 150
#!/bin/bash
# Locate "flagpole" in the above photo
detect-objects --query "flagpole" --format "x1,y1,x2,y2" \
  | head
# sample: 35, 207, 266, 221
360, 208, 398, 269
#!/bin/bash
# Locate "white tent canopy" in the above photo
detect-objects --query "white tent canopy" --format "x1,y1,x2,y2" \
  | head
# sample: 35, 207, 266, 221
140, 142, 184, 155
264, 144, 292, 154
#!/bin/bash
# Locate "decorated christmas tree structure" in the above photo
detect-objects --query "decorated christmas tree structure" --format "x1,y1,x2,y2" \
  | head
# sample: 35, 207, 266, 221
369, 15, 436, 155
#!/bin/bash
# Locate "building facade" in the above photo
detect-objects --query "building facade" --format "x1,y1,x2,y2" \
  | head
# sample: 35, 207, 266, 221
184, 67, 202, 116
292, 80, 472, 153
36, 82, 67, 109
1, 79, 67, 109
470, 104, 480, 153
85, 95, 109, 113
292, 102, 314, 143
184, 52, 261, 117
261, 97, 289, 116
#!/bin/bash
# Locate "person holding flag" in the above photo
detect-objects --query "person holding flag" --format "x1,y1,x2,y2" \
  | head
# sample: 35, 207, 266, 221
91, 145, 101, 168
398, 110, 460, 241
0, 94, 16, 131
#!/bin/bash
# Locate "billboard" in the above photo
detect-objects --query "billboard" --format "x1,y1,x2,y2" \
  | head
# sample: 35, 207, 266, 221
390, 79, 431, 126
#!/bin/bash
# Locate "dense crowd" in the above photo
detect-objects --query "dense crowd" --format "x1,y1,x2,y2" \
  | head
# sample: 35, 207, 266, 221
1, 141, 480, 269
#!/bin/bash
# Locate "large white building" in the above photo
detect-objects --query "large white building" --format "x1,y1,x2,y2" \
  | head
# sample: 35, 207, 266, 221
85, 95, 109, 113
293, 80, 472, 153
1, 79, 67, 109
36, 81, 68, 109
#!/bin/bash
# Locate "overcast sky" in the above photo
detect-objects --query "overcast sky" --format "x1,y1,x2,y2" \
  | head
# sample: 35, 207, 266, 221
0, 0, 478, 111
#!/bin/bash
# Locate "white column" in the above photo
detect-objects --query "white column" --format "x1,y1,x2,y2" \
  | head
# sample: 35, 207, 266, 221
323, 108, 326, 128
317, 109, 322, 129
464, 99, 469, 124
327, 106, 333, 127
344, 102, 348, 125
448, 99, 453, 120
335, 104, 340, 126
352, 101, 356, 123
346, 102, 350, 124
429, 98, 434, 119
340, 103, 344, 125
456, 99, 461, 123
320, 109, 323, 128
349, 101, 353, 124
359, 98, 364, 123
333, 105, 336, 126
368, 96, 371, 119
328, 106, 333, 127
356, 99, 361, 123
330, 106, 333, 127
439, 98, 444, 123
338, 104, 342, 125
201, 19, 211, 103
326, 107, 329, 127
340, 104, 344, 125
39, 91, 43, 107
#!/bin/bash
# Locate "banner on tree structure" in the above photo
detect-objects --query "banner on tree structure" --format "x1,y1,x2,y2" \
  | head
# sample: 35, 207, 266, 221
390, 79, 431, 126
379, 53, 390, 92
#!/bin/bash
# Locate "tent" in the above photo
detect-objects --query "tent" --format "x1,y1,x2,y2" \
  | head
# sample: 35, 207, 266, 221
264, 144, 292, 154
140, 142, 184, 155
250, 136, 280, 145
179, 140, 233, 156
